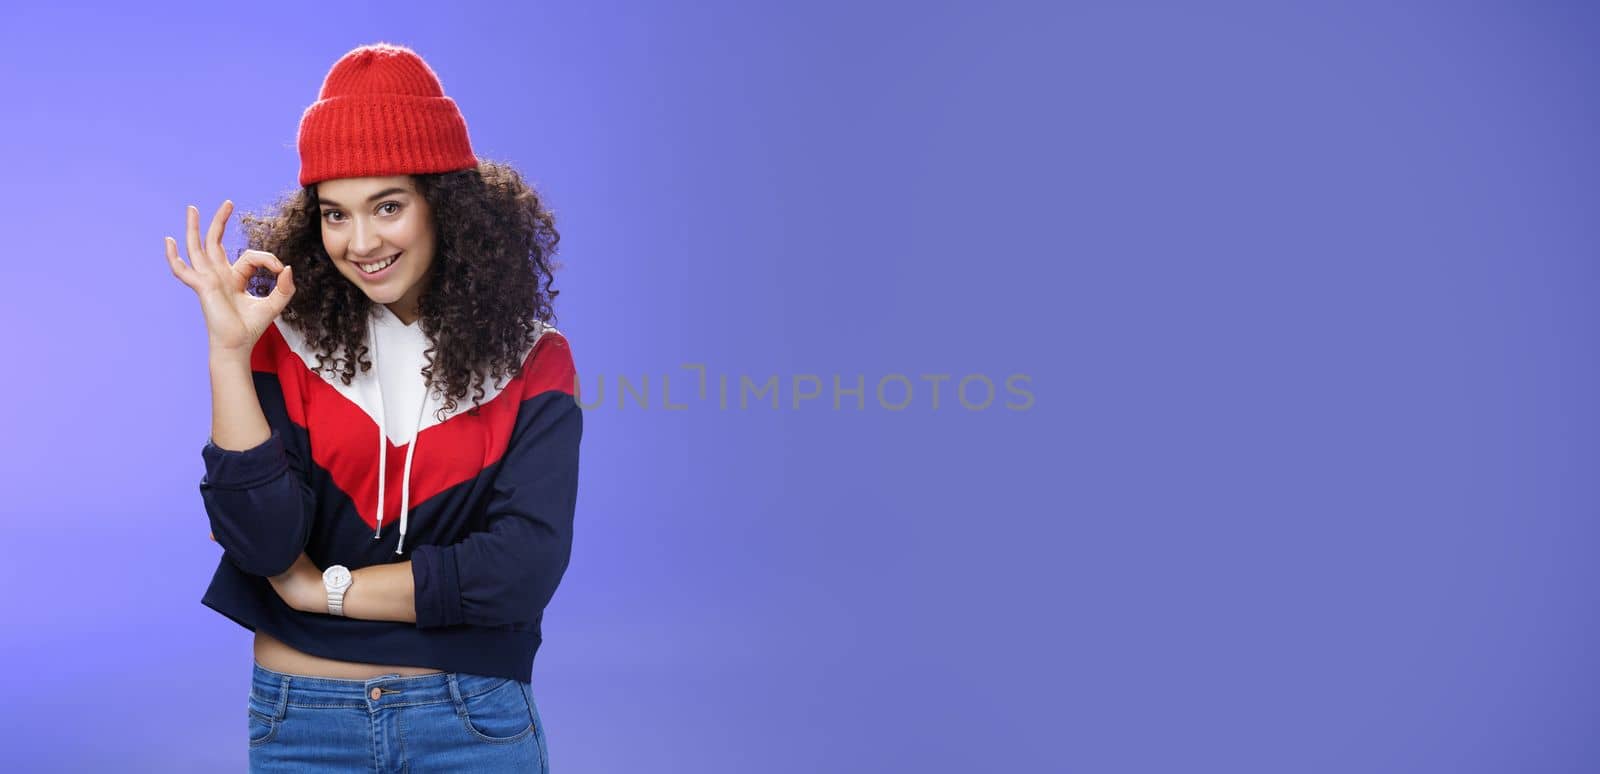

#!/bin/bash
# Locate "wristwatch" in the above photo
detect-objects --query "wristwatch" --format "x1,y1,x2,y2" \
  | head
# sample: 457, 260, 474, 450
323, 565, 354, 616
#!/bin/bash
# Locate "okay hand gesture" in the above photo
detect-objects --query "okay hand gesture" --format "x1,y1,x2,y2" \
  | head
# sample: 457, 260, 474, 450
165, 200, 297, 355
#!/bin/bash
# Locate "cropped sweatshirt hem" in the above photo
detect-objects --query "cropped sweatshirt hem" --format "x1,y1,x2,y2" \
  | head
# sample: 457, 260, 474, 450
200, 570, 541, 683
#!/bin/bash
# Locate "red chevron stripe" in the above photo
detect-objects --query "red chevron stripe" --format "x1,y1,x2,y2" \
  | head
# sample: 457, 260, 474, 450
254, 325, 575, 531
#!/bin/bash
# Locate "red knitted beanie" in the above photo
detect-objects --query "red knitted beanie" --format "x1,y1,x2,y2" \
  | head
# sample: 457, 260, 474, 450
297, 43, 478, 187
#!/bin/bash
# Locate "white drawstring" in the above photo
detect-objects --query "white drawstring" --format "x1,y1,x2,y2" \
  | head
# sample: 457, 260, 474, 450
369, 311, 428, 554
396, 389, 427, 555
372, 322, 388, 540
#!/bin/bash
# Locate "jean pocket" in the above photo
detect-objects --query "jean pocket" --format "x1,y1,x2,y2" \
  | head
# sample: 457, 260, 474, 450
246, 692, 280, 747
458, 677, 535, 744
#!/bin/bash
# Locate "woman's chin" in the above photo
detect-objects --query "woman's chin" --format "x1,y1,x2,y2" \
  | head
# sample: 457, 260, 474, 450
347, 281, 399, 304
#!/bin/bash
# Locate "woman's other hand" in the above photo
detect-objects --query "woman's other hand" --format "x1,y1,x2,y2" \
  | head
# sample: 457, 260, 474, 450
164, 200, 296, 356
267, 553, 327, 614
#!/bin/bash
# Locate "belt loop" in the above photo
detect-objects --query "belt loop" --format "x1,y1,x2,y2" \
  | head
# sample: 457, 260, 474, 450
445, 673, 466, 717
273, 676, 291, 722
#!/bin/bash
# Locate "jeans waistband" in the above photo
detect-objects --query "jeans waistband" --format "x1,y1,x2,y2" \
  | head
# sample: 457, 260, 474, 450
250, 661, 512, 710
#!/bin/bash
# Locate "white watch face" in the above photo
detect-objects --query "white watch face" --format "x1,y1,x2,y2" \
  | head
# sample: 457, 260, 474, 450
324, 565, 352, 590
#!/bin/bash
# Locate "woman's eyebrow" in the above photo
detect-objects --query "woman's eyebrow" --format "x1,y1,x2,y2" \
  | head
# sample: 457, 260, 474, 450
318, 187, 411, 208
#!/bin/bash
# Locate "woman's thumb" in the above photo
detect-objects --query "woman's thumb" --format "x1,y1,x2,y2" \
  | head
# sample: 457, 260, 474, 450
272, 265, 296, 303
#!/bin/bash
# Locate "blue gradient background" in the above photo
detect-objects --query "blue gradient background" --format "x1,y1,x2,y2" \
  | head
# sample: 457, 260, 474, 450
1, 1, 1595, 771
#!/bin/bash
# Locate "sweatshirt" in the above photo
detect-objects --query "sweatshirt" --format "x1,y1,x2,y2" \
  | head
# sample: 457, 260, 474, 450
198, 303, 581, 683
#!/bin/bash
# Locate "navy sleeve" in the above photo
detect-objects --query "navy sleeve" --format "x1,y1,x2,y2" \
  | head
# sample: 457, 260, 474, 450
411, 350, 582, 629
199, 357, 317, 578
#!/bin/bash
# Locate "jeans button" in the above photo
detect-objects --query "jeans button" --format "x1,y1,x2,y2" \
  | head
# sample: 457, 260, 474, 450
370, 687, 382, 701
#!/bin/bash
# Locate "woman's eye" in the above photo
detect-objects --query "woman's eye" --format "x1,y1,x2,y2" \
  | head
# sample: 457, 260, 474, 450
322, 203, 396, 222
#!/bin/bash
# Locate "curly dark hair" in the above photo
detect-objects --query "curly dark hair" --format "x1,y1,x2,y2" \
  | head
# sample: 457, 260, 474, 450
239, 159, 562, 421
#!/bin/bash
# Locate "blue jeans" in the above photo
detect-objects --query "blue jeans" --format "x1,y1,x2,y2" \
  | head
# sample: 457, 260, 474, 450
247, 662, 550, 772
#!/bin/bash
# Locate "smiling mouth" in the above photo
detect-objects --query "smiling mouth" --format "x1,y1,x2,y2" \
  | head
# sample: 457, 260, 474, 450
355, 252, 401, 275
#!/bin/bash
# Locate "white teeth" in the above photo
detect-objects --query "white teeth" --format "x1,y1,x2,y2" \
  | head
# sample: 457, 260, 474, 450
358, 254, 398, 274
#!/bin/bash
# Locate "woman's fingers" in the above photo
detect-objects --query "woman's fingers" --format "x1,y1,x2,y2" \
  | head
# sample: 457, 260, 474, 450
230, 249, 284, 285
235, 249, 284, 272
206, 200, 233, 265
176, 200, 246, 289
165, 236, 198, 287
185, 205, 210, 273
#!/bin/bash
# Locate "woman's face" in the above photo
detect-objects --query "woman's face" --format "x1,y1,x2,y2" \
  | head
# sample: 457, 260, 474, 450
315, 175, 437, 323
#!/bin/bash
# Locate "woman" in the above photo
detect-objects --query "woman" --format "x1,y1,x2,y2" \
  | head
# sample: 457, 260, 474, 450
163, 42, 579, 772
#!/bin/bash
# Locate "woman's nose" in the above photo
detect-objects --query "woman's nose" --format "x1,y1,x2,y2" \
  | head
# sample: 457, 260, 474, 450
351, 220, 382, 255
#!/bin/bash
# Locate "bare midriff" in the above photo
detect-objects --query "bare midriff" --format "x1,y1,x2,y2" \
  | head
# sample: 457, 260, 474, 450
254, 629, 443, 679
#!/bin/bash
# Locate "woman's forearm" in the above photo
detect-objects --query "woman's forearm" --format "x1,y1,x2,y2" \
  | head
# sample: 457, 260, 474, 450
273, 553, 418, 624
208, 348, 272, 451
346, 561, 417, 623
